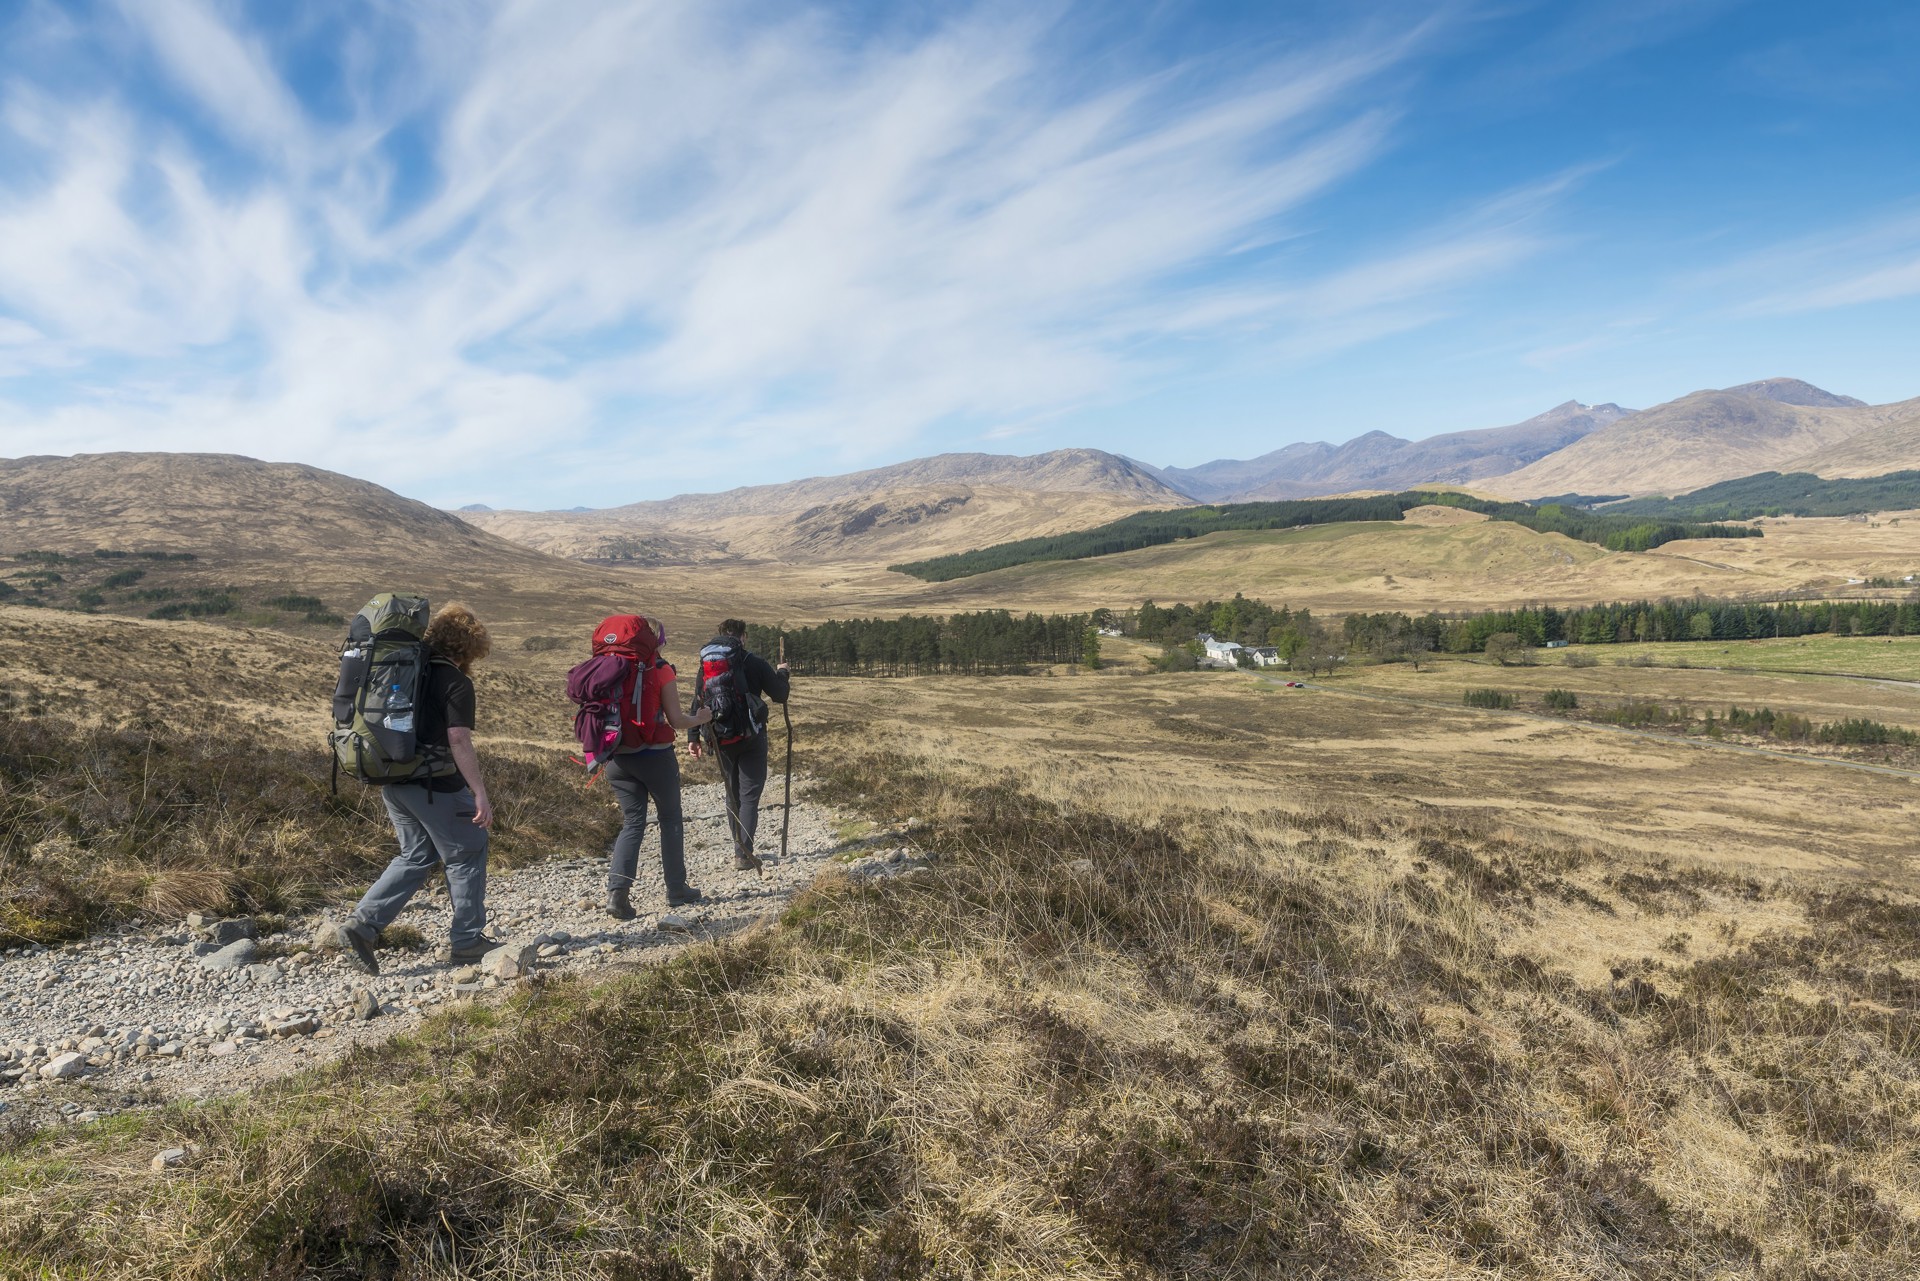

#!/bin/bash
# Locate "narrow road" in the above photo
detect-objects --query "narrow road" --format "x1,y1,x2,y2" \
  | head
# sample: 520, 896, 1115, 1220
1270, 677, 1920, 783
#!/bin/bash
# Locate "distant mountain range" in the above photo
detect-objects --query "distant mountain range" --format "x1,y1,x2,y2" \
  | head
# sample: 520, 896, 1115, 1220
1129, 377, 1918, 504
1133, 400, 1632, 502
450, 376, 1920, 564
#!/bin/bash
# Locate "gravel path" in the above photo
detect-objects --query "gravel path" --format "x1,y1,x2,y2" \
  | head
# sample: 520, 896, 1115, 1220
0, 782, 922, 1132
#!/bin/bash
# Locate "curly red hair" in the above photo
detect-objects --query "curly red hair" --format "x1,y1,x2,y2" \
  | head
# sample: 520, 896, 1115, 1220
425, 602, 492, 673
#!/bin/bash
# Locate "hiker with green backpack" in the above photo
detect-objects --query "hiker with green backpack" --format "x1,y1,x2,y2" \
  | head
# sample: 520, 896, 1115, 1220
327, 596, 496, 976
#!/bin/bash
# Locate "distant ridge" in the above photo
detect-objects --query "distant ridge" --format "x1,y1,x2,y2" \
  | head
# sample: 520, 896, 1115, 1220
1483, 379, 1920, 498
592, 448, 1185, 519
1724, 377, 1866, 409
1139, 401, 1630, 502
459, 448, 1191, 563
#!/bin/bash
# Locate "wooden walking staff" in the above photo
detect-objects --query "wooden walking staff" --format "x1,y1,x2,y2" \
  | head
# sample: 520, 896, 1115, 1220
780, 633, 793, 861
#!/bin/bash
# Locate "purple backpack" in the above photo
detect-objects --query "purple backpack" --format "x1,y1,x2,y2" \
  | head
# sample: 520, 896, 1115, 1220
565, 653, 634, 772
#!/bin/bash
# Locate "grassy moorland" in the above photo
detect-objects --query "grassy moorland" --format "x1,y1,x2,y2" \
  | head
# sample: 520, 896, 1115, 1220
1328, 648, 1920, 731
1, 664, 1918, 1276
1559, 635, 1920, 682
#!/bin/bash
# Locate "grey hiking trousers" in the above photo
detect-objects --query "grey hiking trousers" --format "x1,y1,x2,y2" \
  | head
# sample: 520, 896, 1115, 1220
352, 783, 489, 949
604, 748, 688, 893
718, 731, 770, 859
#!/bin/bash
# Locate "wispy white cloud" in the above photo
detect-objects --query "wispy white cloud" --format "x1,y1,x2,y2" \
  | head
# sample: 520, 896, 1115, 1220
112, 0, 309, 160
1707, 208, 1920, 316
0, 0, 1579, 502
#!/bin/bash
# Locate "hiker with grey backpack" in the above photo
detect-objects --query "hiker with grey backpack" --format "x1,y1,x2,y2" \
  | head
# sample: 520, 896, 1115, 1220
690, 620, 790, 873
327, 596, 496, 976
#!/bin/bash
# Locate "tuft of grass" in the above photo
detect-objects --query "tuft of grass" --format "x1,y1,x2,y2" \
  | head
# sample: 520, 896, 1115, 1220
378, 923, 426, 950
258, 593, 327, 612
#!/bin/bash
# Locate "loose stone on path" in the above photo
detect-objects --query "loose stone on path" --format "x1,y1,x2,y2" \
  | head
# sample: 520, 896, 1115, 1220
0, 780, 921, 1133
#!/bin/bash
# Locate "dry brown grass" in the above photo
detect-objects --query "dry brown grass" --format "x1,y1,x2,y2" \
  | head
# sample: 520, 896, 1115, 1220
2, 732, 1914, 1277
1341, 650, 1920, 716
795, 667, 1920, 887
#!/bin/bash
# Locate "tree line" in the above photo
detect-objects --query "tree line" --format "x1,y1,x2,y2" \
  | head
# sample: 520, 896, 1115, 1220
889, 491, 1760, 581
1435, 595, 1920, 650
1594, 700, 1919, 748
1105, 589, 1920, 665
1450, 495, 1760, 554
740, 586, 1920, 682
1600, 470, 1920, 521
748, 610, 1093, 676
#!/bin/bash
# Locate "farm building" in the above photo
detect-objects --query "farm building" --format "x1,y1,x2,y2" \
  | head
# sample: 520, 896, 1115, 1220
1199, 634, 1244, 667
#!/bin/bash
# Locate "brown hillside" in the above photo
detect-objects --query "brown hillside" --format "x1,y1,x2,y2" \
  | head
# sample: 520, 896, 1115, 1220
462, 448, 1189, 564
1779, 412, 1920, 477
466, 484, 1172, 564
0, 453, 646, 631
1481, 383, 1920, 498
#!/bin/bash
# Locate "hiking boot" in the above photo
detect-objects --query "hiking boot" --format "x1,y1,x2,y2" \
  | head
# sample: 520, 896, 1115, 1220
341, 919, 380, 977
733, 851, 762, 873
665, 885, 705, 908
607, 886, 636, 921
440, 938, 498, 964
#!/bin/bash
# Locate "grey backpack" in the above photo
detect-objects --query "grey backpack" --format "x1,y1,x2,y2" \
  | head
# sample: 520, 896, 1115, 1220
328, 593, 457, 788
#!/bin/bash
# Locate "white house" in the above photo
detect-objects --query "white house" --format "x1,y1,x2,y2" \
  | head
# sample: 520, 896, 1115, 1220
1199, 633, 1243, 667
1244, 646, 1283, 668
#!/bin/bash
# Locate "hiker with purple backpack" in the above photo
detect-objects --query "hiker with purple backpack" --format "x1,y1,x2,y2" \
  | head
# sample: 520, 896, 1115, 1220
566, 614, 712, 920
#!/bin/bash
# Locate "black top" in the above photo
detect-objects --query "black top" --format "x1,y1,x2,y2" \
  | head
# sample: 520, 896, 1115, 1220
418, 657, 476, 792
738, 648, 791, 705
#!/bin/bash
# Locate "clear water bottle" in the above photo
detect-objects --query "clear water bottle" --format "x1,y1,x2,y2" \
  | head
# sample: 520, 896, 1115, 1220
386, 683, 414, 733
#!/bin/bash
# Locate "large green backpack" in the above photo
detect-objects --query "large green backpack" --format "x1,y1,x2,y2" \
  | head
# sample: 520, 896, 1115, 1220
328, 593, 459, 788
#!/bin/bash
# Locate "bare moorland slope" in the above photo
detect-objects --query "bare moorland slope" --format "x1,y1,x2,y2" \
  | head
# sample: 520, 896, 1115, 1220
0, 452, 688, 638
879, 503, 1920, 617
459, 448, 1190, 563
1782, 411, 1920, 478
1484, 380, 1920, 498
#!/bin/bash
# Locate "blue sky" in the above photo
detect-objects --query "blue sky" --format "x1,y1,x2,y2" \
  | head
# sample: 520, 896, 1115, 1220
0, 0, 1916, 508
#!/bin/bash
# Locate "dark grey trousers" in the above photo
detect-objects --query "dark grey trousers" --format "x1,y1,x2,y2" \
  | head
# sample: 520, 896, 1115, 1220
604, 749, 687, 892
353, 783, 489, 949
718, 731, 770, 858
